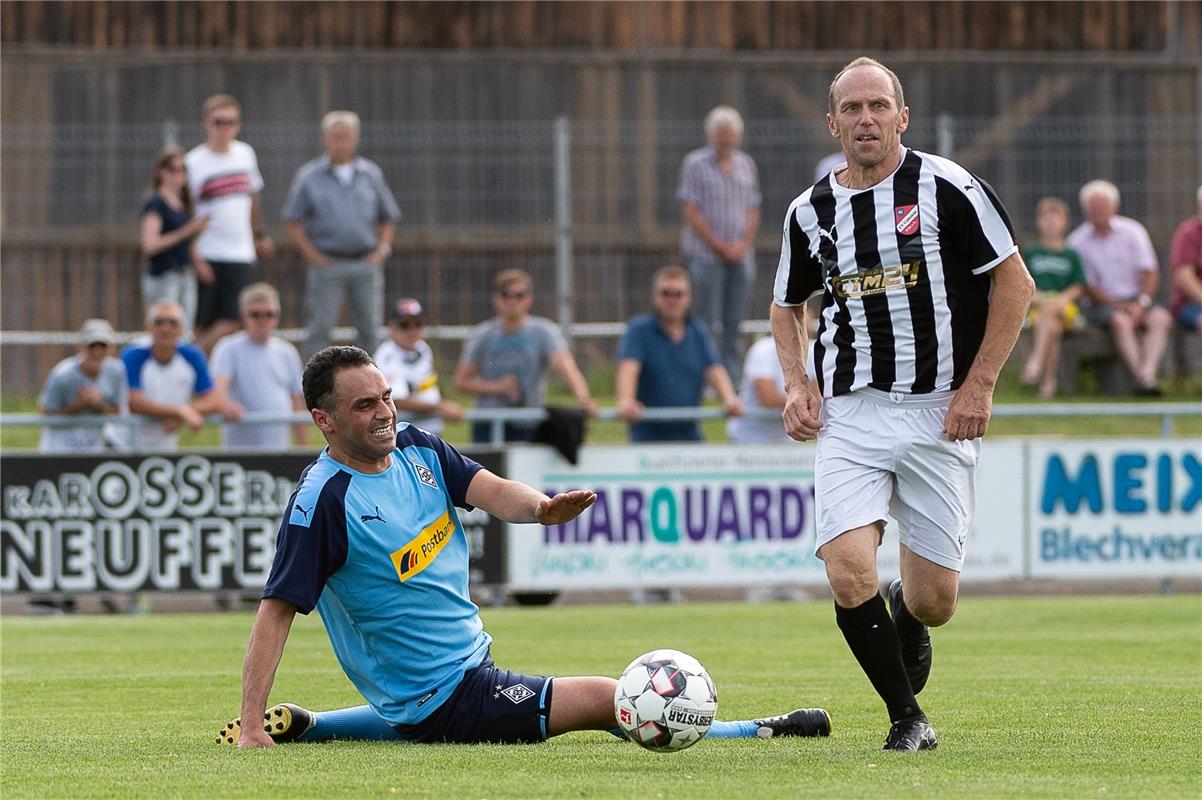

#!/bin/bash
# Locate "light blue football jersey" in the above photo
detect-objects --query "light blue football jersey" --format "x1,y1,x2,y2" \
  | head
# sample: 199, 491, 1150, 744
263, 423, 490, 726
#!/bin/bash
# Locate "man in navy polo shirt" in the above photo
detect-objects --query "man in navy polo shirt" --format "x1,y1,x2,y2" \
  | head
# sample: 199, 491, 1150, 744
616, 266, 743, 442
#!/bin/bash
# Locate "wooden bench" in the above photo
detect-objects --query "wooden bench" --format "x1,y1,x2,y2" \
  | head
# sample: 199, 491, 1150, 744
1012, 327, 1199, 396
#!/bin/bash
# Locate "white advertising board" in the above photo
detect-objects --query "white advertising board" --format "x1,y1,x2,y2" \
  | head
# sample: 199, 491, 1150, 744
1026, 440, 1202, 578
504, 442, 1027, 590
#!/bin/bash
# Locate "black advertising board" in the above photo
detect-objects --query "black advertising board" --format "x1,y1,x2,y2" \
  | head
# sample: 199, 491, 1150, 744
0, 450, 507, 593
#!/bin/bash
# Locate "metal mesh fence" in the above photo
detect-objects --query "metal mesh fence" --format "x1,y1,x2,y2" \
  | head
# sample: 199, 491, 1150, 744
2, 112, 1200, 393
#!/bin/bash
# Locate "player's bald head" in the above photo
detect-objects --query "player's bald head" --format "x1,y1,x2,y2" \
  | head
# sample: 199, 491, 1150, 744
828, 57, 905, 115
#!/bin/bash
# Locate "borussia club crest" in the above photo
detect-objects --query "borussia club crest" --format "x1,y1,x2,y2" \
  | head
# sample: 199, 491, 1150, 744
895, 205, 920, 236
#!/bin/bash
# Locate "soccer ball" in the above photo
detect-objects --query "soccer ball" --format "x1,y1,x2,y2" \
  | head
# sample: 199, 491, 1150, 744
614, 649, 718, 752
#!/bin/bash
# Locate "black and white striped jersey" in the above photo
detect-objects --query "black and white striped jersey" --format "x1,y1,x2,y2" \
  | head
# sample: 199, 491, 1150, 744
773, 147, 1017, 398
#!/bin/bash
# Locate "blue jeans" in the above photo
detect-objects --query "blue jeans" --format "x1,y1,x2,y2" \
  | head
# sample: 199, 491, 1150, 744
688, 255, 753, 383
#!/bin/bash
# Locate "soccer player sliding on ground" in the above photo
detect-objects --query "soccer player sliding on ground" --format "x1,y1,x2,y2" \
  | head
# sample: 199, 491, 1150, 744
219, 346, 829, 748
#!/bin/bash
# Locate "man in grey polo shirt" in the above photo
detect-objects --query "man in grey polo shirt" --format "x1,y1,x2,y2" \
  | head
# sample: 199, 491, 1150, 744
283, 110, 402, 359
678, 105, 761, 383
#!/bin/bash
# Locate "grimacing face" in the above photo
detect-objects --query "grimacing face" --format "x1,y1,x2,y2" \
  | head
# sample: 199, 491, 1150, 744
318, 365, 398, 465
827, 65, 909, 173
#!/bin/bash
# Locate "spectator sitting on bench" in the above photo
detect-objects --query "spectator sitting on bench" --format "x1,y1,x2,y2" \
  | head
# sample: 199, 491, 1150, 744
1019, 197, 1087, 399
1067, 180, 1172, 397
1169, 184, 1202, 341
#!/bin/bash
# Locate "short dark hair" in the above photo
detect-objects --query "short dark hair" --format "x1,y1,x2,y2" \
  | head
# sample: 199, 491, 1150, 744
303, 346, 375, 412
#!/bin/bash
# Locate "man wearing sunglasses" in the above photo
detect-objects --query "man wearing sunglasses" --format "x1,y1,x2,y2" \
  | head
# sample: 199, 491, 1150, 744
38, 318, 128, 453
455, 269, 597, 444
374, 297, 463, 435
210, 283, 307, 450
186, 94, 274, 354
616, 265, 743, 442
121, 300, 238, 451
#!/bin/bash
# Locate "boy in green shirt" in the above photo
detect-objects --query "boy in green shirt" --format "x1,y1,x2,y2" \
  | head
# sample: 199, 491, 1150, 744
1020, 197, 1087, 398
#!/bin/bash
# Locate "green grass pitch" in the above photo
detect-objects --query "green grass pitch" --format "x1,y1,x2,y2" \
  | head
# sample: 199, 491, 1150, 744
3, 595, 1200, 799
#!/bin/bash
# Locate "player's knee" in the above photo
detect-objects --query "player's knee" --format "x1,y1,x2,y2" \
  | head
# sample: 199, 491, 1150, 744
824, 562, 878, 607
906, 593, 957, 627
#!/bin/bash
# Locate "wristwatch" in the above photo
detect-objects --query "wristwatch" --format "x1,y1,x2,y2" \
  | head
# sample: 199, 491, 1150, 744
376, 243, 393, 258
1137, 294, 1152, 308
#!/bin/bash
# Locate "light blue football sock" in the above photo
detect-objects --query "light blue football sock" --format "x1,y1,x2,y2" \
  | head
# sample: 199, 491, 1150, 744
705, 720, 760, 738
298, 705, 403, 742
611, 720, 760, 741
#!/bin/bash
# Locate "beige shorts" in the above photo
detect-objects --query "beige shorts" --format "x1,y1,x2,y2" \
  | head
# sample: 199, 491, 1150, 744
813, 388, 981, 572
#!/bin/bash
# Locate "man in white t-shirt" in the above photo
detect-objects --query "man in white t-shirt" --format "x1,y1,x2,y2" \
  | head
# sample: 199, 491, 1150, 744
210, 283, 308, 450
187, 94, 275, 353
727, 336, 790, 443
373, 298, 463, 435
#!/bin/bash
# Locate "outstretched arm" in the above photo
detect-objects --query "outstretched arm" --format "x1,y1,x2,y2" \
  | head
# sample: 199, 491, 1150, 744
238, 597, 298, 748
465, 469, 595, 525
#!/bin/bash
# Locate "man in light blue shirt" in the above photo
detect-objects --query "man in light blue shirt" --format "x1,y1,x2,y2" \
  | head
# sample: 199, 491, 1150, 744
38, 319, 127, 452
224, 346, 829, 748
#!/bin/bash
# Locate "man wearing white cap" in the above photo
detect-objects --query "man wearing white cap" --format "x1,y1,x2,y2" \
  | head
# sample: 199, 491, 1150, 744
374, 297, 463, 435
38, 319, 128, 452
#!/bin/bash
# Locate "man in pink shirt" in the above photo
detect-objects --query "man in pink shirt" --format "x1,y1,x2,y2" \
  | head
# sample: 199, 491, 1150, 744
1169, 185, 1202, 337
1067, 179, 1172, 395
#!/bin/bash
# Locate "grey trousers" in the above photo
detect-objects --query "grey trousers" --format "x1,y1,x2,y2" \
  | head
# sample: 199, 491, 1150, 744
688, 255, 754, 383
303, 258, 383, 359
142, 268, 197, 337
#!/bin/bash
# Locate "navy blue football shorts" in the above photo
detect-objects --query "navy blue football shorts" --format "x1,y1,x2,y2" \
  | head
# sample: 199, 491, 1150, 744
393, 655, 553, 744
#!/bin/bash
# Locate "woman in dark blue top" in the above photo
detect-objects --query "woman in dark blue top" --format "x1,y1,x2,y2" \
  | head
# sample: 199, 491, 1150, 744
139, 147, 209, 332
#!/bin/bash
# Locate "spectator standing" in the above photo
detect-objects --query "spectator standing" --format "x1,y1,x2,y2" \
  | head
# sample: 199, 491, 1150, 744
727, 335, 793, 444
139, 147, 209, 332
1169, 185, 1202, 337
210, 283, 307, 450
187, 94, 274, 353
283, 110, 401, 359
374, 297, 463, 435
38, 319, 127, 453
454, 269, 596, 444
616, 265, 743, 443
1018, 197, 1087, 399
1068, 180, 1172, 395
678, 105, 762, 383
122, 300, 236, 451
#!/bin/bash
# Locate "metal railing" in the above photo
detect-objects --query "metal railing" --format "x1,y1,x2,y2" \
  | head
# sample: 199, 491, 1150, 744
4, 402, 1199, 447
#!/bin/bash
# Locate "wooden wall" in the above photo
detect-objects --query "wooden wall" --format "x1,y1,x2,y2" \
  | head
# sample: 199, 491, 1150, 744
3, 1, 1199, 56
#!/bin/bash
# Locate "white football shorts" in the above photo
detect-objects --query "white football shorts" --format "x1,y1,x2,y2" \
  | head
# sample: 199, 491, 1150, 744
813, 387, 981, 572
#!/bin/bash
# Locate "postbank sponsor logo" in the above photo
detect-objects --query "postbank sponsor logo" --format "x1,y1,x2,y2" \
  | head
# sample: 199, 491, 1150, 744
391, 510, 456, 581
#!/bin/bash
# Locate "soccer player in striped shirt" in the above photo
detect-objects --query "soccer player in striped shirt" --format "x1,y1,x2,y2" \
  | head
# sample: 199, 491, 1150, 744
771, 58, 1035, 751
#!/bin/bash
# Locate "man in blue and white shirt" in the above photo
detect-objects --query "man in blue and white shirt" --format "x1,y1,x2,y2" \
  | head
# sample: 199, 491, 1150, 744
227, 346, 831, 748
122, 300, 237, 451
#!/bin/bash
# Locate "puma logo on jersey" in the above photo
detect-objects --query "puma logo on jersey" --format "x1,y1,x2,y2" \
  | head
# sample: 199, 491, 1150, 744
361, 505, 387, 523
817, 224, 838, 246
294, 504, 311, 520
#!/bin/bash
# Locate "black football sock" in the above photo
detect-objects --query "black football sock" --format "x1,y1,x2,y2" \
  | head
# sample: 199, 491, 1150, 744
891, 589, 925, 640
835, 594, 923, 723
